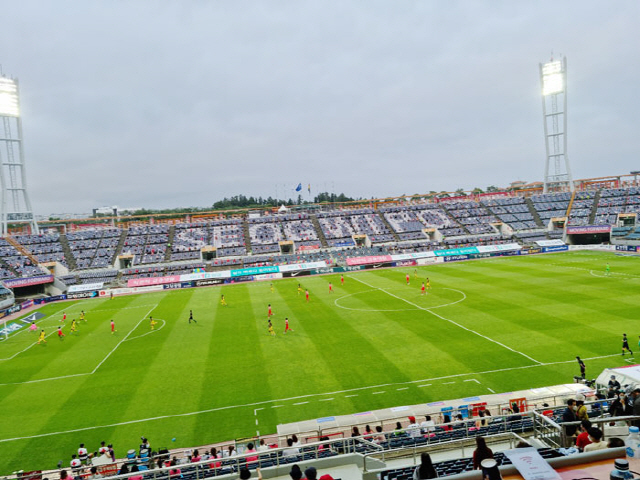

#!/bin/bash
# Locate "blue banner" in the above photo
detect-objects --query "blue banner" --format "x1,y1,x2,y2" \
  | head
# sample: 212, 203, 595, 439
444, 255, 470, 262
230, 266, 279, 277
434, 247, 480, 257
542, 245, 569, 253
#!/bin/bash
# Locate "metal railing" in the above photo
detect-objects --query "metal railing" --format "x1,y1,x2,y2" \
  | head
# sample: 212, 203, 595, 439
362, 431, 527, 473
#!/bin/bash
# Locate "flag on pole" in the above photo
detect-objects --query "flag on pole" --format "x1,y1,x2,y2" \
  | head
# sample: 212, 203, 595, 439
308, 184, 311, 194
295, 183, 302, 192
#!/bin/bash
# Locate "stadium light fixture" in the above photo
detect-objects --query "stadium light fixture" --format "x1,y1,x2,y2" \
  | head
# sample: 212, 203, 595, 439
541, 60, 563, 96
0, 77, 20, 117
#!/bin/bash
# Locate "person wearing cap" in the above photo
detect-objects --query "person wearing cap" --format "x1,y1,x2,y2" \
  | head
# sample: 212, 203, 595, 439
289, 465, 303, 480
609, 376, 622, 391
304, 467, 317, 480
583, 427, 607, 452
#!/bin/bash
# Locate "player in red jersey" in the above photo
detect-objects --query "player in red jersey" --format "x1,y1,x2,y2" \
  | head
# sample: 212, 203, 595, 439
284, 317, 294, 334
329, 282, 333, 293
57, 326, 65, 339
267, 304, 273, 317
110, 319, 116, 334
406, 274, 410, 285
421, 282, 426, 295
305, 289, 309, 302
61, 312, 67, 323
341, 274, 344, 285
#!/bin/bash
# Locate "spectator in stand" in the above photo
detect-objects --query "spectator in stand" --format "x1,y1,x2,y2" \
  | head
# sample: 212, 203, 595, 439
609, 375, 622, 391
70, 454, 81, 472
289, 465, 303, 480
257, 439, 269, 452
611, 392, 630, 417
421, 415, 436, 434
583, 427, 607, 452
239, 467, 262, 480
304, 467, 318, 480
364, 425, 374, 438
575, 395, 589, 421
608, 438, 625, 448
129, 465, 143, 480
351, 426, 360, 437
98, 441, 108, 456
393, 421, 405, 436
117, 464, 129, 476
168, 460, 181, 479
291, 434, 301, 447
374, 426, 386, 444
60, 470, 72, 480
78, 444, 88, 464
632, 388, 640, 427
108, 444, 115, 463
442, 415, 452, 432
282, 438, 299, 458
190, 449, 201, 463
245, 443, 258, 463
472, 437, 494, 470
562, 399, 578, 436
576, 420, 592, 450
88, 466, 102, 480
476, 410, 487, 428
413, 452, 438, 479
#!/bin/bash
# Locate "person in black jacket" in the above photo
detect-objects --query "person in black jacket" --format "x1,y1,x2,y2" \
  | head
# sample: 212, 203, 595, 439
562, 399, 578, 436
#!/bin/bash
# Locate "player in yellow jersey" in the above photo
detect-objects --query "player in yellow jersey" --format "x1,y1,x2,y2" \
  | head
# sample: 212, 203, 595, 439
221, 295, 227, 306
426, 278, 431, 289
80, 310, 86, 322
70, 319, 78, 334
268, 320, 276, 336
150, 316, 158, 330
297, 284, 302, 295
270, 283, 274, 293
38, 329, 47, 344
414, 268, 418, 279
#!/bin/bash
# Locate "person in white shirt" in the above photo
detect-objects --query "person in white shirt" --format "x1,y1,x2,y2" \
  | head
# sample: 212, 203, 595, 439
281, 438, 300, 458
78, 444, 89, 463
583, 427, 608, 452
420, 416, 436, 434
407, 420, 421, 438
257, 439, 269, 452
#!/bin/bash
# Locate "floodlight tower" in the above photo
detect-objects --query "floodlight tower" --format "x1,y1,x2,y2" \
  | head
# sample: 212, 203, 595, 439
0, 75, 39, 235
540, 56, 574, 193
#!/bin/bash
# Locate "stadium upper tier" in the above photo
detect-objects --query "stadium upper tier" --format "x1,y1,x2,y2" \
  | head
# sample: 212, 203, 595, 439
3, 186, 640, 283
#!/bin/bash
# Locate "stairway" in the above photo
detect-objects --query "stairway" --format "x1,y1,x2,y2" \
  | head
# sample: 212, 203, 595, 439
375, 211, 401, 241
59, 234, 78, 270
565, 191, 577, 218
164, 225, 176, 262
6, 236, 40, 265
525, 198, 545, 228
242, 218, 252, 253
310, 214, 329, 248
112, 229, 129, 262
588, 190, 601, 225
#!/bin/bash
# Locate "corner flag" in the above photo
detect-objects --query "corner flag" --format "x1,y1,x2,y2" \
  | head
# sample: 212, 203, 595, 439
295, 183, 302, 192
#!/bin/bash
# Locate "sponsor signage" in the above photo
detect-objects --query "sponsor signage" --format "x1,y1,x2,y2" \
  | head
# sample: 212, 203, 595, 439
444, 255, 469, 262
128, 275, 180, 287
297, 244, 320, 251
44, 295, 67, 303
346, 255, 393, 266
68, 282, 104, 293
195, 278, 224, 287
3, 275, 54, 288
542, 245, 569, 253
254, 273, 283, 281
67, 291, 99, 299
566, 225, 611, 234
535, 239, 565, 247
278, 261, 327, 272
230, 266, 278, 277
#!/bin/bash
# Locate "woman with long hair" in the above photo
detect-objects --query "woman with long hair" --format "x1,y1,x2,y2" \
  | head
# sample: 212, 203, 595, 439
413, 452, 438, 479
473, 436, 494, 470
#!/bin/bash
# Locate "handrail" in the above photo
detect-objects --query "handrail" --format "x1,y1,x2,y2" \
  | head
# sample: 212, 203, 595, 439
362, 431, 526, 473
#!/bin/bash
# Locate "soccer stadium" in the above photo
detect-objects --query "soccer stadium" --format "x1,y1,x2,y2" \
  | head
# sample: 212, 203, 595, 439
2, 3, 640, 480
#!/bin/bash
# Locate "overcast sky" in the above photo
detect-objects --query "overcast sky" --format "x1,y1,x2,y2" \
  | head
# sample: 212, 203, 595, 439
2, 1, 639, 215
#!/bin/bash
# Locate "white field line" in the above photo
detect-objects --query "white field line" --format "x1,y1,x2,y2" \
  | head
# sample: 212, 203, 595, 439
418, 384, 431, 388
464, 379, 481, 384
0, 302, 72, 342
487, 387, 496, 393
0, 307, 156, 386
333, 288, 466, 313
344, 394, 358, 398
442, 381, 456, 385
0, 351, 626, 444
351, 276, 543, 365
124, 320, 166, 342
0, 328, 61, 361
91, 306, 156, 374
293, 401, 309, 405
319, 398, 334, 402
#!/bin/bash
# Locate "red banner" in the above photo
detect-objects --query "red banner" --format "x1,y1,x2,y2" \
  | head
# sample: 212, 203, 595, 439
127, 275, 180, 287
346, 255, 392, 266
297, 245, 320, 251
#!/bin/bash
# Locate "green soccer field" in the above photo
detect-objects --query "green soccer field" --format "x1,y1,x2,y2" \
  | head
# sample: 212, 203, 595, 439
0, 250, 637, 473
